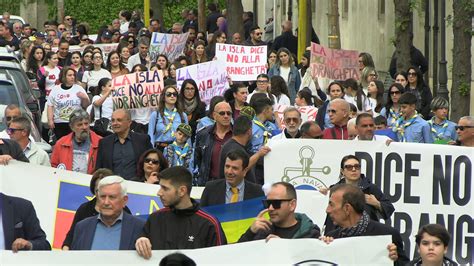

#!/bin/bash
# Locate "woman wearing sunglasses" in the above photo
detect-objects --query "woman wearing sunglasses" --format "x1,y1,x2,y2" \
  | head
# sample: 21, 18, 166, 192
320, 155, 394, 234
406, 66, 432, 119
380, 83, 405, 128
132, 149, 169, 184
148, 85, 188, 151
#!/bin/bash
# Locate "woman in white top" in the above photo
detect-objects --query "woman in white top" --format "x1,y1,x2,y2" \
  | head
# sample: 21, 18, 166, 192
47, 67, 90, 139
91, 77, 113, 133
270, 75, 291, 106
343, 78, 372, 113
247, 73, 277, 104
38, 51, 62, 111
81, 51, 112, 94
367, 80, 385, 117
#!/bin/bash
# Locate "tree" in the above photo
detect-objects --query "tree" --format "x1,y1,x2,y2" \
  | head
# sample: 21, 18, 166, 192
393, 0, 413, 73
327, 0, 341, 49
226, 0, 244, 40
450, 0, 472, 119
150, 0, 164, 25
198, 0, 205, 33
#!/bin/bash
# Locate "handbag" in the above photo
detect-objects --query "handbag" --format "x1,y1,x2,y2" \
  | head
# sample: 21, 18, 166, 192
92, 105, 112, 137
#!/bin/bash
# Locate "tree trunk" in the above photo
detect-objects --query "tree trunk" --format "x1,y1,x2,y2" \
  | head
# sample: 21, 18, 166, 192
327, 0, 341, 49
226, 0, 244, 40
198, 0, 206, 34
450, 0, 472, 119
57, 0, 64, 22
150, 0, 164, 27
393, 0, 412, 73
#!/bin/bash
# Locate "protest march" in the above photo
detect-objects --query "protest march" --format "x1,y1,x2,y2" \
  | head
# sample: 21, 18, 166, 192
0, 2, 472, 265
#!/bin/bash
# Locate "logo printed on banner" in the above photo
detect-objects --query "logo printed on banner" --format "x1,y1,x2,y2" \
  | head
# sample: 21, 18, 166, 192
281, 146, 331, 190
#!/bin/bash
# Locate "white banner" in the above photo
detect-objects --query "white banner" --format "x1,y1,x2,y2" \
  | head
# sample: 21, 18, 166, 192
149, 32, 189, 62
176, 60, 230, 105
52, 43, 119, 59
215, 43, 267, 81
265, 139, 473, 265
0, 236, 391, 265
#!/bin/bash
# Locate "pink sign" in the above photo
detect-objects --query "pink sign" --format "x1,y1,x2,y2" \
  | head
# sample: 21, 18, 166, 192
310, 42, 360, 80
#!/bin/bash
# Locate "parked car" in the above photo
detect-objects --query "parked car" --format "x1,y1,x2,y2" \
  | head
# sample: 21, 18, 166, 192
0, 60, 41, 129
0, 15, 26, 25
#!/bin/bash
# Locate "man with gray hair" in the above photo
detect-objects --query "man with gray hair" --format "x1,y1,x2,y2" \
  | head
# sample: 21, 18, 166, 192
50, 109, 102, 174
300, 121, 323, 139
273, 107, 302, 139
71, 175, 144, 250
126, 36, 150, 71
322, 99, 350, 140
455, 116, 474, 147
8, 116, 50, 166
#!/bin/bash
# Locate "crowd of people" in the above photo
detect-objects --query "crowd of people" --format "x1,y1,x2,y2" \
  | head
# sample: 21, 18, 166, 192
0, 5, 471, 265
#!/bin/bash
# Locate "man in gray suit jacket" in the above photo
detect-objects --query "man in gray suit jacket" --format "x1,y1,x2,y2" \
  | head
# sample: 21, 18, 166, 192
200, 150, 264, 207
71, 175, 144, 250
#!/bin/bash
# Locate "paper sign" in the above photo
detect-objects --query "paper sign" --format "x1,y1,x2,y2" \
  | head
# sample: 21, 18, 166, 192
176, 60, 230, 105
215, 43, 267, 81
111, 70, 164, 110
310, 42, 359, 80
149, 32, 189, 62
274, 104, 318, 129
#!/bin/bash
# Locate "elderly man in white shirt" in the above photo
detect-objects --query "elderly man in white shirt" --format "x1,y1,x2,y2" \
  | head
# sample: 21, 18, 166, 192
272, 107, 302, 139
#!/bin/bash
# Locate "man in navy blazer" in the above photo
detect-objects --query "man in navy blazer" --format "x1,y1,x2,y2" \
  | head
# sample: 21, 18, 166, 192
0, 193, 51, 251
95, 109, 152, 180
200, 150, 264, 207
71, 175, 144, 250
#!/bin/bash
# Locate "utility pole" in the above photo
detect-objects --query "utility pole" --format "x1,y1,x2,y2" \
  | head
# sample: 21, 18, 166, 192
327, 0, 341, 49
437, 0, 448, 101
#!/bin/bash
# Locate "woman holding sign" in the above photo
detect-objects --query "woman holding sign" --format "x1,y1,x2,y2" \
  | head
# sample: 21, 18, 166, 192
148, 85, 188, 151
268, 48, 301, 105
320, 155, 395, 234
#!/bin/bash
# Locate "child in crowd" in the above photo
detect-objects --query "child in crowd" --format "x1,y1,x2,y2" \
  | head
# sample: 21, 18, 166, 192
164, 124, 194, 173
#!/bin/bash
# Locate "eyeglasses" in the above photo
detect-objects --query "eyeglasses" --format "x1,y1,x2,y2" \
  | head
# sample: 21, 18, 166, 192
128, 40, 134, 44
215, 111, 232, 117
390, 91, 401, 95
144, 158, 160, 165
328, 109, 337, 114
58, 28, 66, 31
256, 80, 268, 84
165, 92, 178, 97
93, 56, 103, 60
262, 199, 292, 209
407, 72, 417, 76
255, 32, 262, 36
455, 125, 474, 131
6, 127, 24, 134
5, 116, 18, 121
285, 117, 300, 123
343, 164, 361, 171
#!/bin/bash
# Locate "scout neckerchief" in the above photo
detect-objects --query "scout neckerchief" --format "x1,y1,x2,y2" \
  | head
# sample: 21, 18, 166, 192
163, 108, 177, 136
388, 107, 400, 124
170, 141, 190, 166
253, 117, 272, 145
428, 117, 449, 140
394, 112, 419, 142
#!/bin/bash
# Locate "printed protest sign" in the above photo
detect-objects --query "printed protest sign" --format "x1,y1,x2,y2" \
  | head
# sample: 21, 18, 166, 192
310, 42, 359, 80
150, 32, 189, 62
111, 70, 164, 110
215, 43, 267, 81
176, 60, 230, 105
274, 104, 318, 129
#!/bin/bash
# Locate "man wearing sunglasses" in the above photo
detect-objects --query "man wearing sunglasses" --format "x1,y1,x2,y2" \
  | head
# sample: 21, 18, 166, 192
273, 107, 302, 139
454, 116, 474, 147
201, 150, 264, 207
243, 26, 266, 46
321, 184, 409, 265
322, 99, 350, 140
238, 182, 320, 242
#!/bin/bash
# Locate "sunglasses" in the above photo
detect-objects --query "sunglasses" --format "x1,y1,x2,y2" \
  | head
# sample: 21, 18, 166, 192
407, 72, 417, 76
285, 117, 300, 123
6, 127, 24, 134
262, 199, 292, 209
144, 158, 160, 165
5, 116, 18, 121
390, 91, 401, 95
455, 125, 474, 131
165, 92, 178, 97
215, 111, 232, 116
256, 80, 268, 84
343, 164, 361, 170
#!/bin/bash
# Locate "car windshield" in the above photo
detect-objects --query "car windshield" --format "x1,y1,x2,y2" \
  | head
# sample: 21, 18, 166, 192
0, 68, 30, 97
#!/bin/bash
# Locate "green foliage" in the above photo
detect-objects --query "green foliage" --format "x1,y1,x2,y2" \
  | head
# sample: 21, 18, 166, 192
0, 0, 20, 15
458, 82, 470, 96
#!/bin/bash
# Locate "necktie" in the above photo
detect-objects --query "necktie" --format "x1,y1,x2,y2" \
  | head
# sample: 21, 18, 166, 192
230, 187, 239, 203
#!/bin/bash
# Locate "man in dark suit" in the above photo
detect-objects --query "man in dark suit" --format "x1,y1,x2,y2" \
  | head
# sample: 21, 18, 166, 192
321, 184, 409, 265
0, 193, 51, 251
71, 176, 144, 250
200, 150, 264, 207
95, 109, 152, 180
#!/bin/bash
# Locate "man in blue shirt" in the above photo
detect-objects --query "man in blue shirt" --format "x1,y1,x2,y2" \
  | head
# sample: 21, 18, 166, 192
71, 175, 144, 250
428, 97, 457, 144
395, 93, 434, 143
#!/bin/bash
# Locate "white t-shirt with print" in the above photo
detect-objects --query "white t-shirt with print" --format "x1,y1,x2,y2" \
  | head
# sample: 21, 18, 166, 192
82, 69, 112, 91
41, 66, 62, 96
47, 84, 87, 123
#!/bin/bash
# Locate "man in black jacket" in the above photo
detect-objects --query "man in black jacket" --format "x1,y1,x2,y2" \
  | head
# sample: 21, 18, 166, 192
95, 109, 152, 180
0, 138, 29, 165
135, 167, 227, 259
321, 184, 409, 265
238, 182, 320, 242
201, 150, 264, 207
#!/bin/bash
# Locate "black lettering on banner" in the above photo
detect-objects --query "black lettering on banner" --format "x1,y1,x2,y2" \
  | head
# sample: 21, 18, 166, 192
435, 214, 456, 260
433, 155, 452, 204
453, 156, 471, 206
374, 152, 383, 187
455, 214, 473, 264
393, 212, 412, 259
355, 152, 373, 181
383, 153, 403, 202
404, 154, 420, 204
